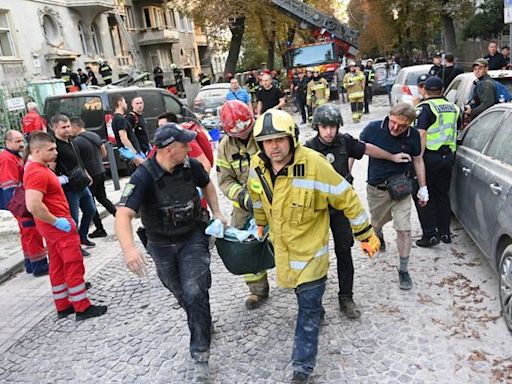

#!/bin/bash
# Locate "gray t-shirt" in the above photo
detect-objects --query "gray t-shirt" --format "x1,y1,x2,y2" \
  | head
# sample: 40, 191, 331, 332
74, 131, 105, 177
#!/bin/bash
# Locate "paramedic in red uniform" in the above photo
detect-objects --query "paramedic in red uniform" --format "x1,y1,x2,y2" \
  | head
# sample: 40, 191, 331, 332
21, 102, 46, 136
0, 130, 48, 276
24, 131, 107, 321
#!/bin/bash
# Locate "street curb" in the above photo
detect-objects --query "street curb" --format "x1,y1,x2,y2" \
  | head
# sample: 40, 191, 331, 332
0, 203, 116, 286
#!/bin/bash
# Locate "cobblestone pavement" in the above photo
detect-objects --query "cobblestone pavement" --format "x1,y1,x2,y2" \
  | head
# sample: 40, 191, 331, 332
0, 96, 511, 383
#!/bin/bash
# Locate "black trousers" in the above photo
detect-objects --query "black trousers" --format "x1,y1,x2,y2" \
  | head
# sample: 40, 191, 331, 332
297, 96, 307, 123
364, 86, 372, 113
90, 173, 117, 231
329, 208, 355, 298
412, 149, 454, 237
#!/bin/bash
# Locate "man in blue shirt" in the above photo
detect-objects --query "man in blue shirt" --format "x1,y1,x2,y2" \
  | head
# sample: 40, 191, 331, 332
360, 103, 428, 290
225, 78, 254, 115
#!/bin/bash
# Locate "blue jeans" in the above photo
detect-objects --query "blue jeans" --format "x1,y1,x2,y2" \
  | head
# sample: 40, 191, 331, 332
147, 228, 212, 362
292, 277, 326, 375
64, 187, 96, 242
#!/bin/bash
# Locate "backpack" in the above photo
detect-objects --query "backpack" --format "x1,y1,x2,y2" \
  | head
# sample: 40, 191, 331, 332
494, 80, 512, 103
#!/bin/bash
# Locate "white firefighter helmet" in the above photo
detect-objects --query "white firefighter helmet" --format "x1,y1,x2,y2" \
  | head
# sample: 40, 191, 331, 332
61, 65, 68, 73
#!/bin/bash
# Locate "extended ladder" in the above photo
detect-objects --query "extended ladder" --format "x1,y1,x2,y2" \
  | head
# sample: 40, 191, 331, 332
272, 0, 359, 54
113, 7, 144, 71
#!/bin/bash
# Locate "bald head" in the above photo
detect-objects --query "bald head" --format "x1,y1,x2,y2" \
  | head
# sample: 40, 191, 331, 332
4, 130, 24, 152
26, 102, 38, 112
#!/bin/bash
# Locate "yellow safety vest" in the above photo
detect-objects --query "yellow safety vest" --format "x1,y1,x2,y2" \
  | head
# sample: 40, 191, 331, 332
418, 98, 459, 152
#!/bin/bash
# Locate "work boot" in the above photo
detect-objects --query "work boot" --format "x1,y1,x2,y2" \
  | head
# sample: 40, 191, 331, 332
24, 259, 33, 274
75, 304, 107, 321
245, 294, 267, 309
57, 306, 75, 319
193, 361, 209, 383
32, 259, 49, 277
376, 231, 385, 251
291, 371, 309, 384
415, 235, 440, 248
245, 276, 269, 309
89, 229, 107, 238
80, 238, 96, 248
338, 296, 361, 319
398, 270, 413, 290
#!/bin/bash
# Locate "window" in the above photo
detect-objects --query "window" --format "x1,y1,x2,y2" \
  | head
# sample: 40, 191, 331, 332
143, 8, 152, 28
0, 11, 15, 56
186, 17, 193, 32
462, 111, 504, 152
47, 96, 104, 129
78, 22, 87, 56
42, 14, 61, 47
167, 9, 176, 29
164, 94, 182, 115
125, 6, 135, 30
178, 12, 185, 31
142, 6, 165, 29
486, 112, 512, 166
91, 23, 102, 55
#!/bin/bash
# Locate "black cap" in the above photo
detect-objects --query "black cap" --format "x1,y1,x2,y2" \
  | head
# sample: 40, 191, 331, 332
417, 74, 429, 85
424, 77, 443, 92
434, 52, 442, 58
153, 123, 197, 148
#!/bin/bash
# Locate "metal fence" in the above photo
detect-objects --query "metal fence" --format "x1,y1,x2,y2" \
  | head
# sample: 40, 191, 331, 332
0, 83, 29, 147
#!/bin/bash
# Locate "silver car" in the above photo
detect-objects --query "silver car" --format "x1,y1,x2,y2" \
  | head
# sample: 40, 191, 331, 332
450, 104, 512, 332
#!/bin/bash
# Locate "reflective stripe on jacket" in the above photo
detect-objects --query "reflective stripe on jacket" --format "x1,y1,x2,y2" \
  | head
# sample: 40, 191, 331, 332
306, 78, 330, 106
343, 72, 365, 101
217, 135, 259, 228
417, 98, 459, 152
248, 145, 373, 288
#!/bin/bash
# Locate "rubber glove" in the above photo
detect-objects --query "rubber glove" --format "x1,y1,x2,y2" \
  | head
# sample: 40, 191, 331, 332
53, 217, 71, 233
119, 147, 135, 161
137, 152, 147, 160
58, 175, 69, 185
360, 233, 381, 258
417, 186, 429, 203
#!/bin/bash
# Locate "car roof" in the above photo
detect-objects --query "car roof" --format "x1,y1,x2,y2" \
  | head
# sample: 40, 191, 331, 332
45, 86, 167, 99
398, 64, 432, 73
450, 70, 512, 82
199, 83, 231, 90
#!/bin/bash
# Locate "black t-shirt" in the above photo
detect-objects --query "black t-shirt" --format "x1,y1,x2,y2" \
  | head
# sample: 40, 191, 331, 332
438, 65, 463, 89
74, 131, 105, 177
88, 70, 98, 86
126, 112, 149, 153
112, 112, 142, 153
484, 53, 508, 70
257, 86, 284, 113
119, 157, 209, 212
78, 73, 88, 84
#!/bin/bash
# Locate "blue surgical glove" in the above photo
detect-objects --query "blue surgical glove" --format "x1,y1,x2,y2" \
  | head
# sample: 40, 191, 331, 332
53, 217, 71, 233
119, 147, 135, 161
137, 152, 147, 160
58, 175, 69, 185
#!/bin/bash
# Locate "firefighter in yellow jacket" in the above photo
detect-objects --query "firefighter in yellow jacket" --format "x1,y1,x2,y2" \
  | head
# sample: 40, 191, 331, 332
306, 70, 330, 119
343, 61, 366, 123
217, 100, 270, 309
247, 109, 380, 384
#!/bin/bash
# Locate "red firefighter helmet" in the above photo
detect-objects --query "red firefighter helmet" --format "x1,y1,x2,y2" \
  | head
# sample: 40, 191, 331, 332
220, 100, 254, 139
225, 72, 234, 80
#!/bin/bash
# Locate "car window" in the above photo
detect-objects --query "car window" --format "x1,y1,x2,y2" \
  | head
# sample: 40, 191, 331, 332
495, 78, 512, 95
138, 91, 164, 118
462, 111, 504, 152
46, 96, 104, 128
406, 70, 428, 85
197, 88, 229, 98
163, 94, 182, 115
486, 112, 512, 165
445, 80, 460, 103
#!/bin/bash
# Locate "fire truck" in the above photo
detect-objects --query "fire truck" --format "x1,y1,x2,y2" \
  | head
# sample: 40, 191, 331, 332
271, 0, 359, 95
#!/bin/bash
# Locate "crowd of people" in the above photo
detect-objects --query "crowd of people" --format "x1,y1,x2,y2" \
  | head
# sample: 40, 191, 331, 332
59, 60, 112, 92
0, 39, 509, 383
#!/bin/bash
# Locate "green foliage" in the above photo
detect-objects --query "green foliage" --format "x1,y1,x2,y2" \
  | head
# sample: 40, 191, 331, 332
462, 0, 506, 39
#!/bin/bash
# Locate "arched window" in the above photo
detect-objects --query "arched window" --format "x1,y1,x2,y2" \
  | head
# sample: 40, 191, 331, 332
78, 22, 87, 55
91, 23, 102, 55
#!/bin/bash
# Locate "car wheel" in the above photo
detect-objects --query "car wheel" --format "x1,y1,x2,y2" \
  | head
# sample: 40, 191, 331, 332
499, 245, 512, 333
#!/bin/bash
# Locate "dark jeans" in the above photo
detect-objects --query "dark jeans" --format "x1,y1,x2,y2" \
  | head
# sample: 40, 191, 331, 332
64, 187, 96, 242
147, 228, 212, 362
89, 173, 117, 231
292, 277, 326, 375
364, 86, 372, 113
413, 149, 454, 237
297, 96, 307, 123
386, 84, 393, 105
329, 208, 355, 298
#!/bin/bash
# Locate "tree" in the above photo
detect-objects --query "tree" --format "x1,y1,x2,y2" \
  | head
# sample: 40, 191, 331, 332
463, 0, 506, 40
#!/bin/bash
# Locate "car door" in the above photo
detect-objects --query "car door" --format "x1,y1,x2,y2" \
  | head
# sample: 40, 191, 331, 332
451, 110, 505, 240
472, 110, 512, 251
445, 79, 461, 105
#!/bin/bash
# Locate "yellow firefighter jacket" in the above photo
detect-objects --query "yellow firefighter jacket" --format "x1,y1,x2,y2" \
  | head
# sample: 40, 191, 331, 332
217, 135, 259, 229
343, 71, 365, 101
248, 144, 373, 288
306, 77, 330, 107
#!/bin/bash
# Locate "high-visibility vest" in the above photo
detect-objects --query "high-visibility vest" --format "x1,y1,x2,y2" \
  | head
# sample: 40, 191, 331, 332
418, 98, 459, 152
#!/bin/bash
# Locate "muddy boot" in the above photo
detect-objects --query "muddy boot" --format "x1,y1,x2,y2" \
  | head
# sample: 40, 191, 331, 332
245, 275, 269, 309
339, 296, 361, 319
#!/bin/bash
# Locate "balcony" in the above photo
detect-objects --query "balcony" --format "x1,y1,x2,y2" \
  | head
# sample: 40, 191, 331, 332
67, 0, 115, 11
138, 28, 179, 46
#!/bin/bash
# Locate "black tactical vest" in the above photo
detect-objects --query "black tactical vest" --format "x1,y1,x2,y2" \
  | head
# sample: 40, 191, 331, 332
140, 159, 201, 241
306, 133, 349, 178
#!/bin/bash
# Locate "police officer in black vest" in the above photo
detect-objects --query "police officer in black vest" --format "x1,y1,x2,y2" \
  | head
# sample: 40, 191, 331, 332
115, 123, 227, 383
305, 104, 413, 318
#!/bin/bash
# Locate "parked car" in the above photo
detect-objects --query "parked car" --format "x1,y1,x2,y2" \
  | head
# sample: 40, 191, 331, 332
390, 64, 431, 105
372, 62, 389, 95
444, 70, 512, 111
44, 87, 198, 170
449, 103, 512, 333
192, 83, 231, 132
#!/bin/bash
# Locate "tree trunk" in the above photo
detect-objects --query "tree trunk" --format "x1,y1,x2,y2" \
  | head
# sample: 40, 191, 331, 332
267, 30, 276, 70
224, 17, 245, 75
442, 14, 457, 54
